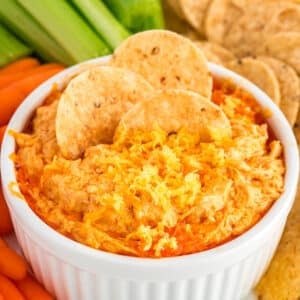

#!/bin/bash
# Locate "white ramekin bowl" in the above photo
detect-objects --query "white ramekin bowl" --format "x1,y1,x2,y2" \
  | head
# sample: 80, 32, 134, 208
1, 57, 299, 300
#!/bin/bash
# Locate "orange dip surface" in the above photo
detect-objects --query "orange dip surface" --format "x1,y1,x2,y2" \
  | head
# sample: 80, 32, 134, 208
14, 78, 285, 258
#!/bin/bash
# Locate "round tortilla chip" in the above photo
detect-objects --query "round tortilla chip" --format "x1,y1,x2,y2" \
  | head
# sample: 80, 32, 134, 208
265, 5, 300, 34
294, 112, 300, 143
167, 0, 185, 19
194, 41, 235, 65
194, 42, 222, 65
116, 89, 232, 141
258, 32, 300, 74
204, 0, 244, 44
256, 184, 300, 299
179, 0, 212, 35
56, 66, 154, 159
162, 0, 200, 38
226, 57, 281, 105
258, 56, 300, 126
224, 2, 300, 57
111, 30, 212, 99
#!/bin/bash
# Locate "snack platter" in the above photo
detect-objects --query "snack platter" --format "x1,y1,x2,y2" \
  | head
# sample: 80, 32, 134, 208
0, 1, 299, 299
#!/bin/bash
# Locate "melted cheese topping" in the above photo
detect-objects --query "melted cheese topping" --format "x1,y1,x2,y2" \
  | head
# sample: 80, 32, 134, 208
14, 80, 285, 258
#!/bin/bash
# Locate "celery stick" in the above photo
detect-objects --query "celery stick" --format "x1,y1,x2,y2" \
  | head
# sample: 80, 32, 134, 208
0, 0, 75, 65
71, 0, 131, 49
0, 24, 32, 67
17, 0, 111, 63
103, 0, 165, 33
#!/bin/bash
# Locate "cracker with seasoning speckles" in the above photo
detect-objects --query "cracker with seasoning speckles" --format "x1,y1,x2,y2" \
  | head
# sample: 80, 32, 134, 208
194, 40, 235, 65
111, 30, 213, 99
115, 89, 232, 142
256, 183, 300, 300
224, 2, 299, 58
204, 0, 244, 44
226, 57, 281, 105
258, 32, 300, 74
167, 0, 185, 19
179, 0, 212, 35
56, 66, 154, 159
258, 56, 300, 126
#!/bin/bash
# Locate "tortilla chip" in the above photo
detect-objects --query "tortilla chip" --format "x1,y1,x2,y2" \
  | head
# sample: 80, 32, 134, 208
258, 32, 300, 74
224, 2, 300, 58
264, 4, 300, 34
112, 30, 212, 99
162, 0, 200, 38
56, 66, 154, 159
194, 42, 222, 65
179, 0, 212, 35
258, 56, 300, 126
256, 184, 300, 300
204, 0, 244, 44
167, 0, 185, 19
226, 57, 281, 105
116, 89, 232, 141
294, 111, 300, 142
194, 41, 235, 65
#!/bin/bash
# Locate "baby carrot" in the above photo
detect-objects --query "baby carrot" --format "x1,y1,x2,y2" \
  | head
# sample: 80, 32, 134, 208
0, 126, 6, 145
0, 69, 38, 89
0, 58, 40, 76
0, 187, 13, 235
0, 240, 27, 280
0, 63, 64, 90
15, 275, 53, 300
0, 65, 64, 126
0, 274, 24, 300
0, 238, 6, 248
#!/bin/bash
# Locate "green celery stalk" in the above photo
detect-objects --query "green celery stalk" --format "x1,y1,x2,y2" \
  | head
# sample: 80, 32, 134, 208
71, 0, 131, 49
103, 0, 165, 33
17, 0, 111, 63
0, 0, 75, 65
0, 24, 32, 67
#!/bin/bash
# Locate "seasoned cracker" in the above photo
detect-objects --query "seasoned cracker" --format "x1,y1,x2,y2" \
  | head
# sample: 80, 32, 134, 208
258, 56, 300, 126
162, 0, 200, 38
225, 2, 300, 58
226, 57, 281, 105
167, 0, 185, 19
195, 41, 235, 65
204, 0, 244, 44
258, 32, 300, 74
112, 30, 212, 99
256, 184, 300, 299
264, 4, 300, 34
294, 111, 300, 143
116, 89, 232, 141
56, 66, 154, 159
179, 0, 212, 35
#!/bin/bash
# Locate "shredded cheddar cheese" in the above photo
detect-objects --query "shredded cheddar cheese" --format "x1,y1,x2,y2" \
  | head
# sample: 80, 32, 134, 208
14, 78, 285, 258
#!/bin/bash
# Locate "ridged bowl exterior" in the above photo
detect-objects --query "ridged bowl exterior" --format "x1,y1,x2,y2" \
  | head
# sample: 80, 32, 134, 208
1, 58, 299, 300
11, 209, 287, 300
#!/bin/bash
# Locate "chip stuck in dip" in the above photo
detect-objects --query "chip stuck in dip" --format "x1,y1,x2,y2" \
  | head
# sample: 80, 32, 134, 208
13, 30, 285, 258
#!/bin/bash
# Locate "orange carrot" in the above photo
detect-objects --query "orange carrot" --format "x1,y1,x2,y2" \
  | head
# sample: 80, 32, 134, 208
0, 65, 64, 126
15, 275, 53, 300
0, 58, 40, 76
0, 274, 24, 300
0, 126, 6, 146
0, 187, 13, 235
0, 292, 4, 300
0, 63, 64, 89
0, 238, 6, 248
0, 239, 27, 280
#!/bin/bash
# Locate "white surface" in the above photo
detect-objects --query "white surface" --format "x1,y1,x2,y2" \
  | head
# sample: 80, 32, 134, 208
1, 57, 299, 300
